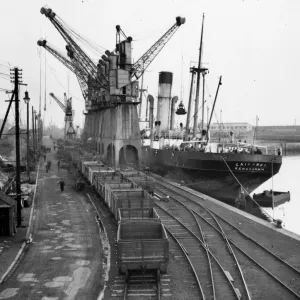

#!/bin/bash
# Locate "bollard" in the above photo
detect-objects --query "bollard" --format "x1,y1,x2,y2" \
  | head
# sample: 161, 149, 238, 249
276, 219, 283, 228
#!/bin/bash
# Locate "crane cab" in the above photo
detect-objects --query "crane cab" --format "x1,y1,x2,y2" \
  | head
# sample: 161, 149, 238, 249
66, 108, 72, 117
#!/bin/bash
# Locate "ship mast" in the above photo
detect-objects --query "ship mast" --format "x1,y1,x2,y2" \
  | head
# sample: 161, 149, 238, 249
193, 13, 208, 139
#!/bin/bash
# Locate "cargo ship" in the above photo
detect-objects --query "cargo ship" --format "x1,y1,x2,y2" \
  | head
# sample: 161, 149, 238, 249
141, 138, 282, 204
140, 15, 282, 205
140, 70, 282, 204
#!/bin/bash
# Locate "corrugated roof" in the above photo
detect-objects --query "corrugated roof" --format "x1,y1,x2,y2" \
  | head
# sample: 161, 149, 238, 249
0, 191, 16, 207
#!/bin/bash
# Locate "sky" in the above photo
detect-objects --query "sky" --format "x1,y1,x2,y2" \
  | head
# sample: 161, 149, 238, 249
0, 0, 299, 129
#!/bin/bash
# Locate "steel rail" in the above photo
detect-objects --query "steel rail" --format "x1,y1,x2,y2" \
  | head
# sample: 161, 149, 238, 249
164, 226, 205, 300
156, 179, 300, 272
156, 187, 251, 299
122, 281, 128, 300
190, 209, 216, 299
154, 179, 300, 299
122, 272, 160, 300
155, 202, 241, 299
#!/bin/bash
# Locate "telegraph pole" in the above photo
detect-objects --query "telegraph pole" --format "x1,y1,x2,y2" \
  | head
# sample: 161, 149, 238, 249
32, 106, 35, 163
11, 67, 22, 227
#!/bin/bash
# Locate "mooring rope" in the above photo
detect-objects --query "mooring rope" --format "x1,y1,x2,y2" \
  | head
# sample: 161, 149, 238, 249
222, 157, 276, 222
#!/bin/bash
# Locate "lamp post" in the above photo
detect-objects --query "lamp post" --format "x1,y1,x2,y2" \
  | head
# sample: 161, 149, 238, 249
34, 110, 37, 159
32, 107, 35, 163
24, 91, 30, 178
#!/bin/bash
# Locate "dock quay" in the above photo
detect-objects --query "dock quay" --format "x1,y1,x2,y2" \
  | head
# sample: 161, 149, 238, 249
1, 139, 300, 300
1, 139, 300, 299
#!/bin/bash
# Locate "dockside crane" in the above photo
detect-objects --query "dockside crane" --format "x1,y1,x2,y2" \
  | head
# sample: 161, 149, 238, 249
131, 16, 186, 80
40, 7, 108, 91
40, 7, 185, 113
49, 92, 76, 140
37, 39, 89, 104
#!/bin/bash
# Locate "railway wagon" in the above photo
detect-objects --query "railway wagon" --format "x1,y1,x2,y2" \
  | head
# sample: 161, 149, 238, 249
111, 190, 154, 221
56, 146, 65, 159
105, 183, 140, 210
118, 208, 160, 222
81, 161, 101, 175
85, 164, 110, 183
65, 147, 80, 163
87, 165, 112, 184
126, 176, 156, 195
76, 156, 93, 171
117, 220, 169, 276
120, 170, 156, 195
92, 170, 116, 191
96, 173, 128, 199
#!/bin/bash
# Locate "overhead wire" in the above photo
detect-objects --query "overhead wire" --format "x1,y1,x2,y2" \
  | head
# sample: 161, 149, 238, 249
56, 15, 106, 57
42, 51, 84, 103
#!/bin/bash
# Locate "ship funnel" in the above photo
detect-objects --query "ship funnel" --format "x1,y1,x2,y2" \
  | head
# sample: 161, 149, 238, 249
170, 96, 178, 130
157, 71, 173, 132
147, 94, 154, 130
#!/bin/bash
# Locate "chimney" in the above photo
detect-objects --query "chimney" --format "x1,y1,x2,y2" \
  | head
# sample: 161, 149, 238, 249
147, 94, 154, 130
156, 72, 173, 132
170, 96, 178, 130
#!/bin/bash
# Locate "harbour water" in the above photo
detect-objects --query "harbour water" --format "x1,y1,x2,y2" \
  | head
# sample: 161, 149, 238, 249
252, 155, 300, 235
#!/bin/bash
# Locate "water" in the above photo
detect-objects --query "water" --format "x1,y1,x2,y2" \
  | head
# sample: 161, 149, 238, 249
252, 155, 300, 235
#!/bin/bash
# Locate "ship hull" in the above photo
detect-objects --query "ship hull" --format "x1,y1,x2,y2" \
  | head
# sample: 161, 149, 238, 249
141, 146, 282, 204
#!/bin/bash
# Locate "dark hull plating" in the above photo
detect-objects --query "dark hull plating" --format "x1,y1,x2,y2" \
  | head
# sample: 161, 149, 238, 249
141, 146, 282, 204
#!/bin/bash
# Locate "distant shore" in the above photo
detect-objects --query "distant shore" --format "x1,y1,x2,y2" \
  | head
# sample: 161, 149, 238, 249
256, 140, 300, 156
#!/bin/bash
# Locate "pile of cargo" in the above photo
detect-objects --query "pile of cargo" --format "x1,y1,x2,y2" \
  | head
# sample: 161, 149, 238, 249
69, 154, 169, 278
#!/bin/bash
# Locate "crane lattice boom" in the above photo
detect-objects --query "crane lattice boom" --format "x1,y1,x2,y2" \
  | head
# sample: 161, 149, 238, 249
131, 16, 185, 80
38, 39, 89, 102
40, 7, 109, 90
49, 92, 67, 113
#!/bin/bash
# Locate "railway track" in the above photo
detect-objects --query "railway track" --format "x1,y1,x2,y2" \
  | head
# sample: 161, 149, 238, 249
109, 270, 166, 300
153, 178, 300, 299
155, 200, 245, 299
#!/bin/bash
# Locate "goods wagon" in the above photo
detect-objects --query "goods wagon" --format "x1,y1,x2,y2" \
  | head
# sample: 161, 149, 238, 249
120, 170, 156, 195
96, 173, 128, 199
117, 220, 169, 276
127, 176, 156, 195
105, 184, 142, 213
65, 147, 80, 163
84, 164, 108, 183
76, 156, 93, 171
92, 170, 115, 191
56, 146, 65, 159
104, 182, 138, 208
111, 190, 154, 221
81, 161, 101, 175
72, 159, 169, 277
118, 208, 160, 222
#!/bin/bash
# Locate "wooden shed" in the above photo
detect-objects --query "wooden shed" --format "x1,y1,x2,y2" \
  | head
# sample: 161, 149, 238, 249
0, 192, 17, 236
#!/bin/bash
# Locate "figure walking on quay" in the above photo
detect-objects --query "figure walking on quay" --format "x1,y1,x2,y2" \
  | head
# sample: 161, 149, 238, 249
57, 160, 60, 170
57, 178, 65, 192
